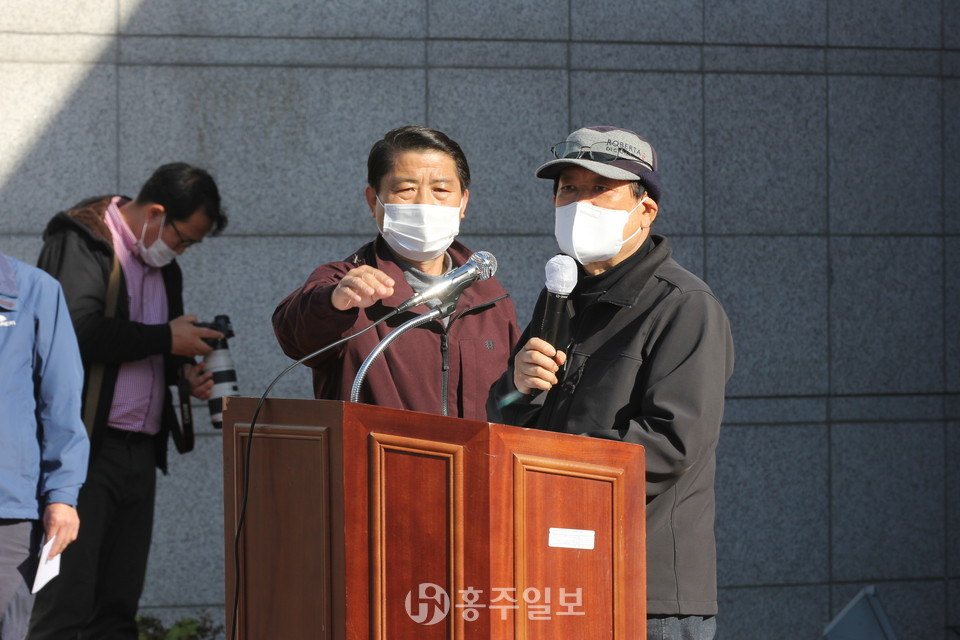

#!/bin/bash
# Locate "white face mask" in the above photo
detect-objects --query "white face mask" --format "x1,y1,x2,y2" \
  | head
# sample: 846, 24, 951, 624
136, 213, 178, 268
554, 199, 645, 265
378, 196, 462, 262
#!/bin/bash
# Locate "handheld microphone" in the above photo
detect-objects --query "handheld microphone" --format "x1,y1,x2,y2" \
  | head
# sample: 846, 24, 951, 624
395, 251, 498, 313
535, 254, 577, 347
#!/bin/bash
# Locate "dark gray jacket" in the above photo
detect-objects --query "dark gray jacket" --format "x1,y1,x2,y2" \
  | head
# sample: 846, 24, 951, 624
488, 235, 734, 616
37, 197, 187, 473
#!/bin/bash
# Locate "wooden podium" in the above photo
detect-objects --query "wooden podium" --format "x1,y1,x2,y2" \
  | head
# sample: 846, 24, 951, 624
222, 397, 645, 639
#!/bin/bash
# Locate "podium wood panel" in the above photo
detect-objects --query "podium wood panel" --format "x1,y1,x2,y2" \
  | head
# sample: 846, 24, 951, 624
489, 427, 646, 639
369, 434, 464, 639
223, 397, 644, 639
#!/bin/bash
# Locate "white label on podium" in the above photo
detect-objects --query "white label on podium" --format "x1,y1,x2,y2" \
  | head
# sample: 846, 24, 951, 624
548, 528, 595, 550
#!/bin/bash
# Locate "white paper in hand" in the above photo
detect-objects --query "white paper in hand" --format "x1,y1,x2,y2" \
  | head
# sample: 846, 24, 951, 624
32, 535, 60, 594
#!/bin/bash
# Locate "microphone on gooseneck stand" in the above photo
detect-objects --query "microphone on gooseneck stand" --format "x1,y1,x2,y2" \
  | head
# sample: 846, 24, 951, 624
535, 254, 578, 348
350, 251, 498, 404
395, 250, 498, 313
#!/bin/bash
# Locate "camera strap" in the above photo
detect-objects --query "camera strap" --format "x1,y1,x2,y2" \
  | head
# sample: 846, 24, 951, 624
171, 374, 195, 454
82, 253, 122, 438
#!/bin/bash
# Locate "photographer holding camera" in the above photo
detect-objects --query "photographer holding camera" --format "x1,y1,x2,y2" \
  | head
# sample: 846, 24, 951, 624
29, 163, 228, 640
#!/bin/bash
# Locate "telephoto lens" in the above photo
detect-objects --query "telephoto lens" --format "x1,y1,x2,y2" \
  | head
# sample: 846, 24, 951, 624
197, 314, 239, 428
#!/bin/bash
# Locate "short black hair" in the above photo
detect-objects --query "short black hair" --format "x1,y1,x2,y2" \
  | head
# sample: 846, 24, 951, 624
135, 163, 228, 235
367, 126, 471, 193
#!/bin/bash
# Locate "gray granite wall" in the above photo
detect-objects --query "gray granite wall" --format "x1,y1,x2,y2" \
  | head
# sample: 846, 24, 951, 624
1, 1, 957, 638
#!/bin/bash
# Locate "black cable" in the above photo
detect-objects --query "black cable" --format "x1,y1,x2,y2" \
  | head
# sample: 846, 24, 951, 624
228, 309, 397, 640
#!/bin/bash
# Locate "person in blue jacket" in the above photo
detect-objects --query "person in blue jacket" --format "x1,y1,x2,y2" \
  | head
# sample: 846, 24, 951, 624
0, 251, 88, 640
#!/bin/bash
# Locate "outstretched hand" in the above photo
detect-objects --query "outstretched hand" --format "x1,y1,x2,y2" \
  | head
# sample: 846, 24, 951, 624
331, 266, 395, 311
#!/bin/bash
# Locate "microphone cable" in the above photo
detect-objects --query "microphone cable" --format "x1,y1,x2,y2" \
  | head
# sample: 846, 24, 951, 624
228, 308, 399, 640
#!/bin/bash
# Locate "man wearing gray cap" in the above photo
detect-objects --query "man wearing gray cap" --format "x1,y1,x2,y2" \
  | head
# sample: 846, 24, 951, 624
488, 126, 734, 640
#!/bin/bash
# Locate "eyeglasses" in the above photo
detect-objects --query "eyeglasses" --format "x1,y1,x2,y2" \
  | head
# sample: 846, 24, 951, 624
551, 141, 653, 170
168, 220, 201, 249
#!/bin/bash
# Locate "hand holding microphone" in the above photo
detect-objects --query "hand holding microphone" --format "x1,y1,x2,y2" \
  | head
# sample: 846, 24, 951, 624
514, 254, 578, 395
536, 254, 577, 347
513, 337, 567, 395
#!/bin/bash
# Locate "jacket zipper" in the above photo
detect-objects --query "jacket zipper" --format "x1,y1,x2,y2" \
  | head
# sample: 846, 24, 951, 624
440, 332, 449, 416
434, 292, 510, 418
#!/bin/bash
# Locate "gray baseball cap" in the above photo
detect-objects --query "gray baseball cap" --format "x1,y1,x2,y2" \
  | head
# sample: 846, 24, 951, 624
536, 126, 661, 201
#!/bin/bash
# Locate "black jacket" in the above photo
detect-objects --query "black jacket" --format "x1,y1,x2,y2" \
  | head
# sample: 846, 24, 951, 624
488, 235, 734, 615
37, 196, 187, 473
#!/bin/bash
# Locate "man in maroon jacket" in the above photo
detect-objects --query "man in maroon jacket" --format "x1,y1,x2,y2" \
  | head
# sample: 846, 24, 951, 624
273, 126, 519, 420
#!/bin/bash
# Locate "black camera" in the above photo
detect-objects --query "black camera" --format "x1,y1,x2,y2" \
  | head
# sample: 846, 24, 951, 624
195, 314, 239, 429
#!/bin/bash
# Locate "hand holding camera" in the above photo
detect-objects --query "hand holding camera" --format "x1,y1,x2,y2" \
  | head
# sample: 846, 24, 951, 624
182, 360, 214, 400
192, 315, 239, 429
170, 314, 224, 357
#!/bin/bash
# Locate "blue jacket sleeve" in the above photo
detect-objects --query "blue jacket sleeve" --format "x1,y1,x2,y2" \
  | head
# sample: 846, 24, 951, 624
35, 279, 89, 507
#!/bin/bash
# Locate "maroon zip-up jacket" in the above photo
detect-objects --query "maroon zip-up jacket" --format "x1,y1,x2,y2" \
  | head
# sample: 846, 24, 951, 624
272, 237, 520, 421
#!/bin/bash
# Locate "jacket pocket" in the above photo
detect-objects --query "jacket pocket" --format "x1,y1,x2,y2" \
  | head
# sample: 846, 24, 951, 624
561, 350, 645, 431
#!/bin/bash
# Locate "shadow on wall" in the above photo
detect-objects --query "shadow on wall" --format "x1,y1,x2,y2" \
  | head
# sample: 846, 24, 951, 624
0, 0, 332, 395
0, 41, 119, 260
0, 3, 236, 631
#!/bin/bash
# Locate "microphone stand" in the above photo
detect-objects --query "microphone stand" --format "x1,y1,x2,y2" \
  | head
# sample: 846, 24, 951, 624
350, 306, 445, 404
